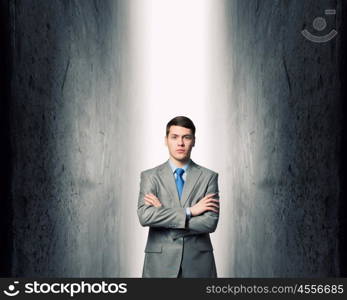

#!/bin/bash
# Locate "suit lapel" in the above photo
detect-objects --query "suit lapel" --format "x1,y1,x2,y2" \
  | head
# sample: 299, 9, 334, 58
158, 160, 181, 207
158, 160, 202, 207
181, 160, 202, 207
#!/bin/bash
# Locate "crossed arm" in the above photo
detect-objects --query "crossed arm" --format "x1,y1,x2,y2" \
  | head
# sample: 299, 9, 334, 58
137, 171, 220, 237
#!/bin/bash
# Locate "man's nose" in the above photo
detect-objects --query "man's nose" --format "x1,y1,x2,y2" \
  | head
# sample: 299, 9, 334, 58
178, 138, 184, 145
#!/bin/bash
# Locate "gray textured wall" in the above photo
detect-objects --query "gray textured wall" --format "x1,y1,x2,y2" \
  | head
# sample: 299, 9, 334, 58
223, 0, 342, 276
7, 0, 131, 276
1, 0, 345, 277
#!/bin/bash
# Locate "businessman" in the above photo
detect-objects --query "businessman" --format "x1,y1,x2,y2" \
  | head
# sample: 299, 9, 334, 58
137, 116, 220, 278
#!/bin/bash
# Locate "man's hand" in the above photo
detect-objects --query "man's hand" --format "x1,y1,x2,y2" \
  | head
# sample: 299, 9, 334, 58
190, 193, 219, 217
144, 193, 162, 208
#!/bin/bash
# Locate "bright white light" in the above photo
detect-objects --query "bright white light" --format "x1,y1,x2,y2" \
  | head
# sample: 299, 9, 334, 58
126, 0, 230, 277
137, 0, 210, 168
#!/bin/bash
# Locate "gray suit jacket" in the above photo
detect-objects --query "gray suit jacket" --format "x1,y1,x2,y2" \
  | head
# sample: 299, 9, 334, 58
137, 159, 219, 278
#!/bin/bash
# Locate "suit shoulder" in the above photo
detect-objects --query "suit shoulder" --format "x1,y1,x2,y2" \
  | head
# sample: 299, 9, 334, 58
194, 163, 218, 177
140, 162, 167, 177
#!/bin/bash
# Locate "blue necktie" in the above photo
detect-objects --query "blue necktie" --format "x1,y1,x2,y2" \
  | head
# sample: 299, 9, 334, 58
175, 168, 185, 200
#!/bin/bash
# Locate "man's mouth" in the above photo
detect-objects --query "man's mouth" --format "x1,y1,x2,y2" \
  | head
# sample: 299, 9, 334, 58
176, 150, 185, 153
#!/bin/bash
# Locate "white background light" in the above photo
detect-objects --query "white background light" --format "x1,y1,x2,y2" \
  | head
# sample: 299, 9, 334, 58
124, 0, 230, 277
138, 0, 210, 168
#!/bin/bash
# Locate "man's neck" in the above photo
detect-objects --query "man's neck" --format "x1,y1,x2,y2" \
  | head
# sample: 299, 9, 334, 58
169, 157, 191, 168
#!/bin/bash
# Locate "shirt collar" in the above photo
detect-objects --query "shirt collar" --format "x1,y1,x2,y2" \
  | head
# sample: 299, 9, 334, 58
169, 158, 191, 174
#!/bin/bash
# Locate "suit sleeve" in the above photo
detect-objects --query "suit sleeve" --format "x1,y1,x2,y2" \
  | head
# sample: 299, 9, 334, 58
137, 171, 187, 229
172, 173, 219, 239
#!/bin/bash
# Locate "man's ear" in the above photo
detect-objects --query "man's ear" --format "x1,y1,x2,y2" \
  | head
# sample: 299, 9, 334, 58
164, 136, 168, 146
192, 137, 195, 147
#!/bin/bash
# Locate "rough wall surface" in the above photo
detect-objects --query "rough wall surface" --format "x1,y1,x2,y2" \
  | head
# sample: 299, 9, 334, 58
8, 0, 129, 276
225, 0, 342, 276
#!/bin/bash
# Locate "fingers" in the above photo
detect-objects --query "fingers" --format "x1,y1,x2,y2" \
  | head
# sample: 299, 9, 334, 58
205, 193, 218, 199
207, 198, 219, 202
144, 195, 156, 203
203, 198, 220, 213
144, 198, 154, 206
207, 207, 219, 213
144, 195, 155, 201
145, 199, 160, 207
203, 198, 219, 204
205, 203, 219, 209
145, 193, 159, 201
144, 194, 156, 202
144, 194, 161, 207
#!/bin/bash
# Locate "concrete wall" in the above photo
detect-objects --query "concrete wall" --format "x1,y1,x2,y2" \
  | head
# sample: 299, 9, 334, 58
4, 0, 131, 276
0, 0, 13, 278
223, 0, 343, 276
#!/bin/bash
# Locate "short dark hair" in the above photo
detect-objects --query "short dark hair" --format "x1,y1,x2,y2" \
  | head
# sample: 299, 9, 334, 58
166, 116, 196, 137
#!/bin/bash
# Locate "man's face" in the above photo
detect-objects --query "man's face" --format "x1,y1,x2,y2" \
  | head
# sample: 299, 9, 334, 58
165, 125, 195, 163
